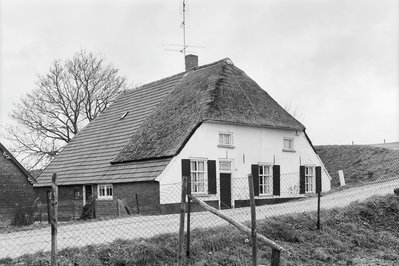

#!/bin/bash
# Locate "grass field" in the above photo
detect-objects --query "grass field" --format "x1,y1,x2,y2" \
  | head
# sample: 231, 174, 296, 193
1, 194, 398, 265
315, 145, 399, 188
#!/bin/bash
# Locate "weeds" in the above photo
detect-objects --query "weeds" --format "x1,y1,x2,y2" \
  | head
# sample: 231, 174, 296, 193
3, 195, 399, 265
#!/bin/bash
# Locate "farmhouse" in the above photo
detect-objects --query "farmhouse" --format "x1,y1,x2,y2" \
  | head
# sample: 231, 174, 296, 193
0, 143, 37, 225
35, 56, 331, 217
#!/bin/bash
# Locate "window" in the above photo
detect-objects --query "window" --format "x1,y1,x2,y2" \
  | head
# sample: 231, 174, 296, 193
283, 138, 295, 151
305, 166, 315, 193
219, 161, 232, 172
73, 187, 80, 200
259, 165, 273, 195
191, 160, 207, 194
218, 132, 233, 147
98, 184, 113, 200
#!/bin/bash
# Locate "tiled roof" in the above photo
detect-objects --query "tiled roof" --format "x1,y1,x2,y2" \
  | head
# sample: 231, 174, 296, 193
34, 73, 183, 186
0, 142, 35, 184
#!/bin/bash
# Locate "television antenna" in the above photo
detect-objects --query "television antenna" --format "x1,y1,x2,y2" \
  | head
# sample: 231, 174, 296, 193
164, 0, 204, 56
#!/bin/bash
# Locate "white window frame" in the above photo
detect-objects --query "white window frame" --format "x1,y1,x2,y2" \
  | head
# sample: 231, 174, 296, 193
219, 160, 232, 173
283, 137, 295, 152
190, 160, 207, 194
218, 132, 234, 148
305, 166, 315, 193
98, 184, 113, 200
259, 165, 273, 196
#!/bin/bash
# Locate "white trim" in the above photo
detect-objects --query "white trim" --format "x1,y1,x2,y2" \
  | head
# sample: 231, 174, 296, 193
218, 131, 234, 148
258, 164, 273, 196
98, 184, 113, 200
283, 137, 295, 152
190, 159, 208, 194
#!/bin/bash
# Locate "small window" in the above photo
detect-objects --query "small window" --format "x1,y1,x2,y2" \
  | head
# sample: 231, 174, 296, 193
73, 188, 80, 200
98, 184, 113, 200
283, 138, 295, 151
119, 112, 129, 120
218, 132, 233, 147
219, 161, 232, 172
259, 165, 273, 195
305, 166, 315, 193
191, 160, 207, 194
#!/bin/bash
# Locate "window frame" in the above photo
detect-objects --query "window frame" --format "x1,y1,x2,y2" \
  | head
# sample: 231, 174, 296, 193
98, 184, 113, 200
218, 132, 234, 148
283, 137, 295, 152
304, 166, 315, 193
190, 160, 208, 194
258, 164, 273, 196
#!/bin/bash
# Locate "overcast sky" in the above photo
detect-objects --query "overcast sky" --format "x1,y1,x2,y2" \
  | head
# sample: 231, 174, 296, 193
0, 0, 398, 147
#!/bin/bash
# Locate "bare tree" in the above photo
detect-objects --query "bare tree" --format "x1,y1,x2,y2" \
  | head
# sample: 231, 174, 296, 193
7, 50, 128, 169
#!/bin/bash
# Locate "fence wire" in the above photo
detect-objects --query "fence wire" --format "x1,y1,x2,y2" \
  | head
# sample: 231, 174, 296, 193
1, 159, 398, 265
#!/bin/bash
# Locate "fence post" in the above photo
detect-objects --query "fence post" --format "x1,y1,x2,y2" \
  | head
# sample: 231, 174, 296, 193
51, 173, 58, 266
248, 174, 257, 266
46, 191, 51, 224
317, 191, 321, 230
271, 249, 280, 266
178, 176, 188, 266
186, 174, 191, 258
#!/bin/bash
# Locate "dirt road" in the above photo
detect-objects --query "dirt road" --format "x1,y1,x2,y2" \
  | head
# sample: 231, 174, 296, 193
1, 179, 398, 259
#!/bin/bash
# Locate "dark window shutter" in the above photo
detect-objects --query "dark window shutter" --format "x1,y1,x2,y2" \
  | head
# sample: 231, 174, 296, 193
181, 159, 191, 195
273, 165, 280, 196
299, 166, 305, 194
208, 160, 217, 194
251, 164, 259, 196
315, 166, 322, 193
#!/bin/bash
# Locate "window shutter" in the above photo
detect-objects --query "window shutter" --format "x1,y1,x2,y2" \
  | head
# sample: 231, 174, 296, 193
315, 166, 322, 193
251, 164, 259, 196
207, 160, 217, 194
273, 165, 280, 196
181, 159, 191, 195
299, 166, 305, 194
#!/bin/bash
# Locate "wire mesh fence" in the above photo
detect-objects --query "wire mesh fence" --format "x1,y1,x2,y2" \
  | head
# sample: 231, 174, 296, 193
1, 163, 398, 264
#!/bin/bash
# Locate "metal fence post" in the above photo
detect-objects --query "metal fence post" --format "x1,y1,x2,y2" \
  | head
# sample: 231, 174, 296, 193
51, 173, 58, 266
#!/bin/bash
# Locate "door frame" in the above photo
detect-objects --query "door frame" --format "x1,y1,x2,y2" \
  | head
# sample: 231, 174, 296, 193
219, 159, 233, 209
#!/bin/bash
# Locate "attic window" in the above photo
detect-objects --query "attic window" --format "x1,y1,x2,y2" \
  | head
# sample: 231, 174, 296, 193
218, 132, 234, 148
283, 138, 295, 152
119, 112, 129, 120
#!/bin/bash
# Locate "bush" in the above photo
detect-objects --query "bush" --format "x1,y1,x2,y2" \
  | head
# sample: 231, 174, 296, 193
12, 205, 36, 226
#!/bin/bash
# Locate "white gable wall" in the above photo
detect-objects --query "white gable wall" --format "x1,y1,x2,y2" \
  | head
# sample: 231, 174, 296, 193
156, 121, 331, 206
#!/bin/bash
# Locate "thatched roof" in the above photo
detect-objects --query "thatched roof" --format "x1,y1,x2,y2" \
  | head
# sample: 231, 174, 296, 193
36, 57, 305, 186
113, 58, 304, 163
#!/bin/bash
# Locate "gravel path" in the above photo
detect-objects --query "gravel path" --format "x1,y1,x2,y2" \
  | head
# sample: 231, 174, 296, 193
1, 178, 398, 259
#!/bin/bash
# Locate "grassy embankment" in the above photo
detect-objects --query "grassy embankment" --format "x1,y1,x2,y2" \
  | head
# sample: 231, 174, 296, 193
315, 145, 399, 188
1, 194, 399, 265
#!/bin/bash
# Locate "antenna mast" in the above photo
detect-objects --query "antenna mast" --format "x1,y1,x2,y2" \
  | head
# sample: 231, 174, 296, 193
182, 0, 187, 56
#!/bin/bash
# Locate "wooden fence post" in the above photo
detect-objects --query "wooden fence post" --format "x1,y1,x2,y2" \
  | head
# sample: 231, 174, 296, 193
178, 176, 188, 266
51, 173, 58, 266
271, 249, 281, 266
317, 191, 321, 230
248, 174, 257, 266
186, 175, 191, 258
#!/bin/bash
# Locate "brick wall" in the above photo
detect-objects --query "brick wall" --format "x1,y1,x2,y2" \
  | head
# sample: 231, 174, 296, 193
35, 185, 83, 221
0, 151, 36, 225
96, 181, 161, 217
35, 181, 161, 219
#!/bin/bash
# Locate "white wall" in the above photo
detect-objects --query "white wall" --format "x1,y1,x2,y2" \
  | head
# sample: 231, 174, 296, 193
156, 122, 331, 205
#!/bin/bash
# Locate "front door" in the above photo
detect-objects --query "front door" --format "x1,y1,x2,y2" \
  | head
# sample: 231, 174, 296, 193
220, 173, 231, 209
83, 185, 93, 206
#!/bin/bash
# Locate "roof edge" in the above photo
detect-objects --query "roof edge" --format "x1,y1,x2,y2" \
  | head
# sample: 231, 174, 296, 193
0, 142, 36, 184
110, 155, 174, 165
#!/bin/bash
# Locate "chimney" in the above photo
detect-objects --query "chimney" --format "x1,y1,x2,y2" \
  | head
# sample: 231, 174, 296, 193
185, 54, 198, 71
